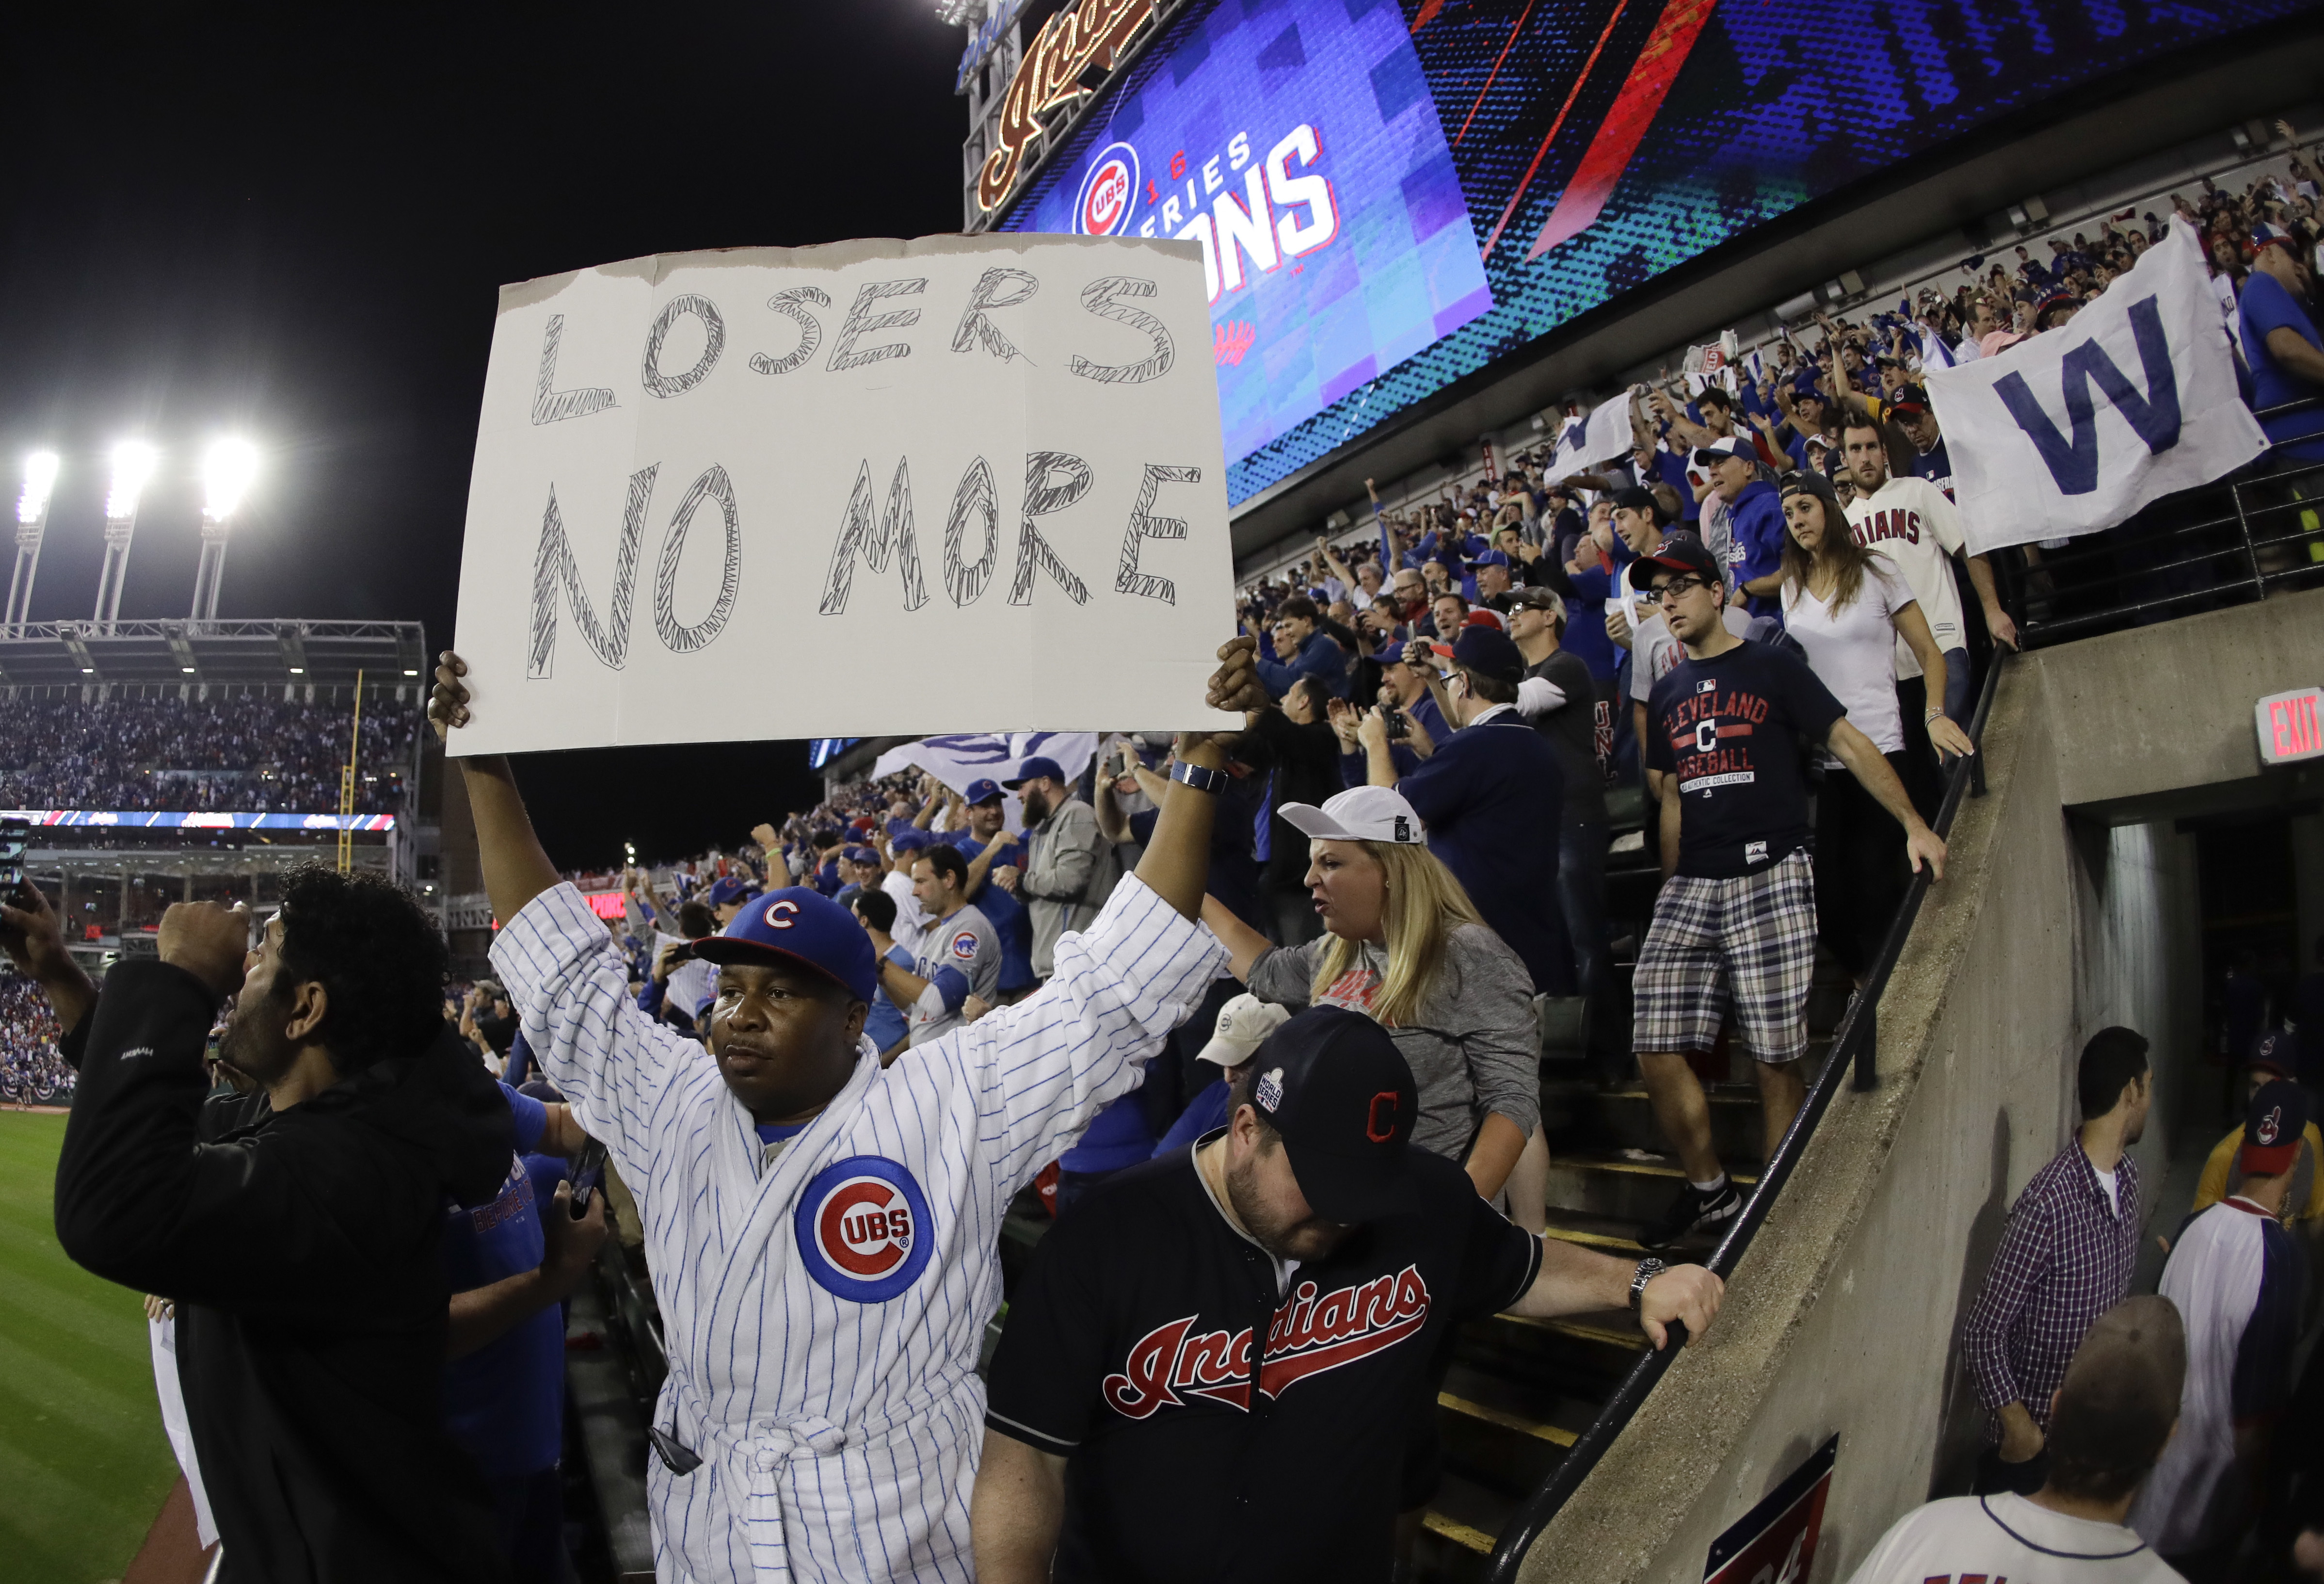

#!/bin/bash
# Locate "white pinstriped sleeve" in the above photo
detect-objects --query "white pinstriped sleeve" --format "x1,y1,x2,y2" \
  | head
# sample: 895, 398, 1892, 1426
943, 873, 1225, 1196
489, 881, 707, 1185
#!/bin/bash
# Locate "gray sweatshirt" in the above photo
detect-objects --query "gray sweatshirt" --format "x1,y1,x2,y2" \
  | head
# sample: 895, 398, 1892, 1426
1246, 923, 1539, 1163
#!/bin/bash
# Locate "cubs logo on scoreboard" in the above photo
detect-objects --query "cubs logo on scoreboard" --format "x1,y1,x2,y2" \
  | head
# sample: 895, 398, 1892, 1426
1073, 142, 1140, 236
796, 1156, 936, 1303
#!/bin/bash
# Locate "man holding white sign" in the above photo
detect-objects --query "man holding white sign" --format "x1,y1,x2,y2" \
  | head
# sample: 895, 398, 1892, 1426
431, 634, 1265, 1584
452, 235, 1233, 751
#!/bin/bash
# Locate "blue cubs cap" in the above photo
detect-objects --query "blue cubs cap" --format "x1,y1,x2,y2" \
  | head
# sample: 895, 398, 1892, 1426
692, 887, 878, 1004
1450, 624, 1524, 684
1372, 638, 1409, 664
842, 845, 879, 865
1242, 1006, 1418, 1222
1471, 548, 1511, 569
1002, 756, 1064, 791
705, 876, 760, 909
962, 778, 1006, 806
890, 828, 932, 855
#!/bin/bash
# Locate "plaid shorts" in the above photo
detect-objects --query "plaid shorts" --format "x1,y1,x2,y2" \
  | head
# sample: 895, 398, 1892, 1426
1633, 848, 1817, 1064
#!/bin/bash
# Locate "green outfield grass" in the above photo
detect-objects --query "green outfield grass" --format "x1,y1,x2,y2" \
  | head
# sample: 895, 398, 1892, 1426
0, 1112, 177, 1583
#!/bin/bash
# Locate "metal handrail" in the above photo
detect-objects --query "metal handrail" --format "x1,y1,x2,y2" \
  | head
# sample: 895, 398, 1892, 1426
2016, 398, 2324, 648
1482, 647, 2009, 1582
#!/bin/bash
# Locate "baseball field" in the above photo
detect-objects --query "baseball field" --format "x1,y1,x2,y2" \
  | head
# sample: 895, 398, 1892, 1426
0, 1111, 176, 1582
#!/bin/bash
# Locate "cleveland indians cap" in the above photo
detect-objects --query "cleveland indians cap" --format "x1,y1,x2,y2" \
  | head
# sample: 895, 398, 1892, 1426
1244, 1006, 1419, 1222
2245, 1027, 2296, 1079
1277, 785, 1427, 846
2241, 1077, 2311, 1178
691, 887, 879, 1005
1451, 624, 1524, 683
1628, 531, 1723, 592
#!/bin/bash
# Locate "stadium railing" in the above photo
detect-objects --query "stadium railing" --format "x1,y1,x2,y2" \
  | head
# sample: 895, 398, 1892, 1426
2006, 399, 2324, 647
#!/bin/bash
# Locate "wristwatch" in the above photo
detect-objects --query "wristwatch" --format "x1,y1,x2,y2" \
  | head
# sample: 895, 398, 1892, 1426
1169, 760, 1228, 795
1629, 1257, 1667, 1312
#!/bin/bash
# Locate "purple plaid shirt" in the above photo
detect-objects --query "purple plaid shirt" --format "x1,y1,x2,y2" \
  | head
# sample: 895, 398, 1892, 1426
1960, 1140, 2141, 1439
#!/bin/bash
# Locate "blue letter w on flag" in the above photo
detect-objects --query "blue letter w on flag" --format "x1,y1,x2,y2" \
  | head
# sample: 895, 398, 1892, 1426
1991, 296, 2182, 495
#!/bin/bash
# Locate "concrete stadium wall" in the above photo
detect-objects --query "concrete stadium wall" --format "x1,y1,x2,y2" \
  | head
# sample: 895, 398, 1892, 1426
1518, 587, 2324, 1584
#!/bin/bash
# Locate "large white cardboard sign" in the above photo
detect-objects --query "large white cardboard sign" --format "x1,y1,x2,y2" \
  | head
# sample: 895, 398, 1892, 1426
449, 234, 1239, 756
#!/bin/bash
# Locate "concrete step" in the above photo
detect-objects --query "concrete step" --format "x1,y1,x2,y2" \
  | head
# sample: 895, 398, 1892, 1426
1542, 1147, 1758, 1224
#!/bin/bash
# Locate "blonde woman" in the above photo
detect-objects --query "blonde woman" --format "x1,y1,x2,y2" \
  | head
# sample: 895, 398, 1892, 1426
1199, 785, 1539, 1208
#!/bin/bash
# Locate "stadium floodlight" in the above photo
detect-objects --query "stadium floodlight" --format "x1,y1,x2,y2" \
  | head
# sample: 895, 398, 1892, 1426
202, 439, 259, 521
17, 451, 58, 525
94, 441, 160, 631
6, 450, 61, 634
106, 441, 159, 522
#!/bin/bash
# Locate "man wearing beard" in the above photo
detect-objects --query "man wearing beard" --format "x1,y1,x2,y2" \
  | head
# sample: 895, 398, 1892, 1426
994, 755, 1118, 984
971, 1007, 1723, 1584
16, 867, 516, 1583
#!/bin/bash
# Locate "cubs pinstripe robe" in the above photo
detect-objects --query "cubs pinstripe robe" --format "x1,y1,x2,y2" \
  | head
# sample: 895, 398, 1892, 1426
493, 874, 1223, 1584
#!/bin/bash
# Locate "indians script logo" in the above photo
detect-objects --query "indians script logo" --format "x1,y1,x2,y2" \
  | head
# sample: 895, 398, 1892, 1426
1100, 1266, 1432, 1418
1074, 142, 1140, 236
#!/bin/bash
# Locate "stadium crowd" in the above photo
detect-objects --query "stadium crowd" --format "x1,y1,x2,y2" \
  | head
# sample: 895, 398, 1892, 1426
7, 127, 2324, 1584
0, 969, 71, 1104
0, 690, 420, 815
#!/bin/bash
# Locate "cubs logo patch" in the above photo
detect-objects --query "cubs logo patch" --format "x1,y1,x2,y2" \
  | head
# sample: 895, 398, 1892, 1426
1072, 141, 1139, 237
795, 1156, 935, 1303
950, 929, 979, 961
763, 899, 800, 929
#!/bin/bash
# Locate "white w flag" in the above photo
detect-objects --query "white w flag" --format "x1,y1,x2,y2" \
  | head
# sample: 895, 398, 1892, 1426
1925, 218, 2267, 554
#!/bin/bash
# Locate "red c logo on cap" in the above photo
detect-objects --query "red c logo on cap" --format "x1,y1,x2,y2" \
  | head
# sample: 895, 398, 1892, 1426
1366, 1091, 1399, 1143
763, 900, 799, 929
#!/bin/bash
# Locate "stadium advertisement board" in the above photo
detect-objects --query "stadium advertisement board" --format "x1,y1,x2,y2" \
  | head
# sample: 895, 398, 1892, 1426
0, 810, 397, 831
994, 0, 2304, 507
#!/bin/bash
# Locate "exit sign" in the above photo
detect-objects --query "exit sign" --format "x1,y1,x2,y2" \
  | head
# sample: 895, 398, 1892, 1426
2258, 687, 2324, 766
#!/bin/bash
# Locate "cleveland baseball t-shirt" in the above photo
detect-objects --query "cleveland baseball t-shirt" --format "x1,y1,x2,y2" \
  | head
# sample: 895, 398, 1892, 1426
984, 1141, 1540, 1584
1645, 640, 1845, 879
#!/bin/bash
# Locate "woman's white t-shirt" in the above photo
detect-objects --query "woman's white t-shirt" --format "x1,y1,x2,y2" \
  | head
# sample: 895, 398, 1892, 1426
1783, 555, 1913, 764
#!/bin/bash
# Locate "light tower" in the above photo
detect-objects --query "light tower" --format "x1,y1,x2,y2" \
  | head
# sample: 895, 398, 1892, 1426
93, 441, 158, 632
6, 451, 59, 636
191, 439, 257, 628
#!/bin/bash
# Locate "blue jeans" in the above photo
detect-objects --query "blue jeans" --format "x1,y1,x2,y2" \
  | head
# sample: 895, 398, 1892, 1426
1558, 819, 1611, 1001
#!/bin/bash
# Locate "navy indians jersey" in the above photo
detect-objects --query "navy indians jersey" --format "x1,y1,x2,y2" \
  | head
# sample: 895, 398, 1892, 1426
985, 1144, 1539, 1584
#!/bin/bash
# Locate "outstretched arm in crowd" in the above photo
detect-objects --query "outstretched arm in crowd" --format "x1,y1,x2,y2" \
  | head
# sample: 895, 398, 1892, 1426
430, 656, 561, 928
1, 880, 97, 1042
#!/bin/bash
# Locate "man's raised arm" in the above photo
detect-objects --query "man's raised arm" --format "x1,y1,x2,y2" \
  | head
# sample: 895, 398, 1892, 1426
429, 652, 561, 928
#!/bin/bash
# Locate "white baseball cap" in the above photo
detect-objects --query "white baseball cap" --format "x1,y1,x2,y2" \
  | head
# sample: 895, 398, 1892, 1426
1195, 993, 1291, 1067
1276, 785, 1428, 846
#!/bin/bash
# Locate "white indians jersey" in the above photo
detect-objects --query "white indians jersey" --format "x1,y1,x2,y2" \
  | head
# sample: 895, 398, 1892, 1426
495, 876, 1223, 1584
1844, 474, 1967, 681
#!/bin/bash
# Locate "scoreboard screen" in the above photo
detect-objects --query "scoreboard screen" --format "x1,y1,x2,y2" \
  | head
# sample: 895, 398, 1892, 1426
996, 0, 2301, 505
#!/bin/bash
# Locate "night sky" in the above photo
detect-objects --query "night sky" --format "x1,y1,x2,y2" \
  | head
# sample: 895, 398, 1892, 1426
0, 3, 970, 867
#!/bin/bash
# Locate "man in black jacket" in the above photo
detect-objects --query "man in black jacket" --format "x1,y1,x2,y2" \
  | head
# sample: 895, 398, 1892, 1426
9, 866, 513, 1583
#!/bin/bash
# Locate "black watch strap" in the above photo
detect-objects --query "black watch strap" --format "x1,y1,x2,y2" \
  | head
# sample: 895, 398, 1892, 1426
1169, 760, 1228, 794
